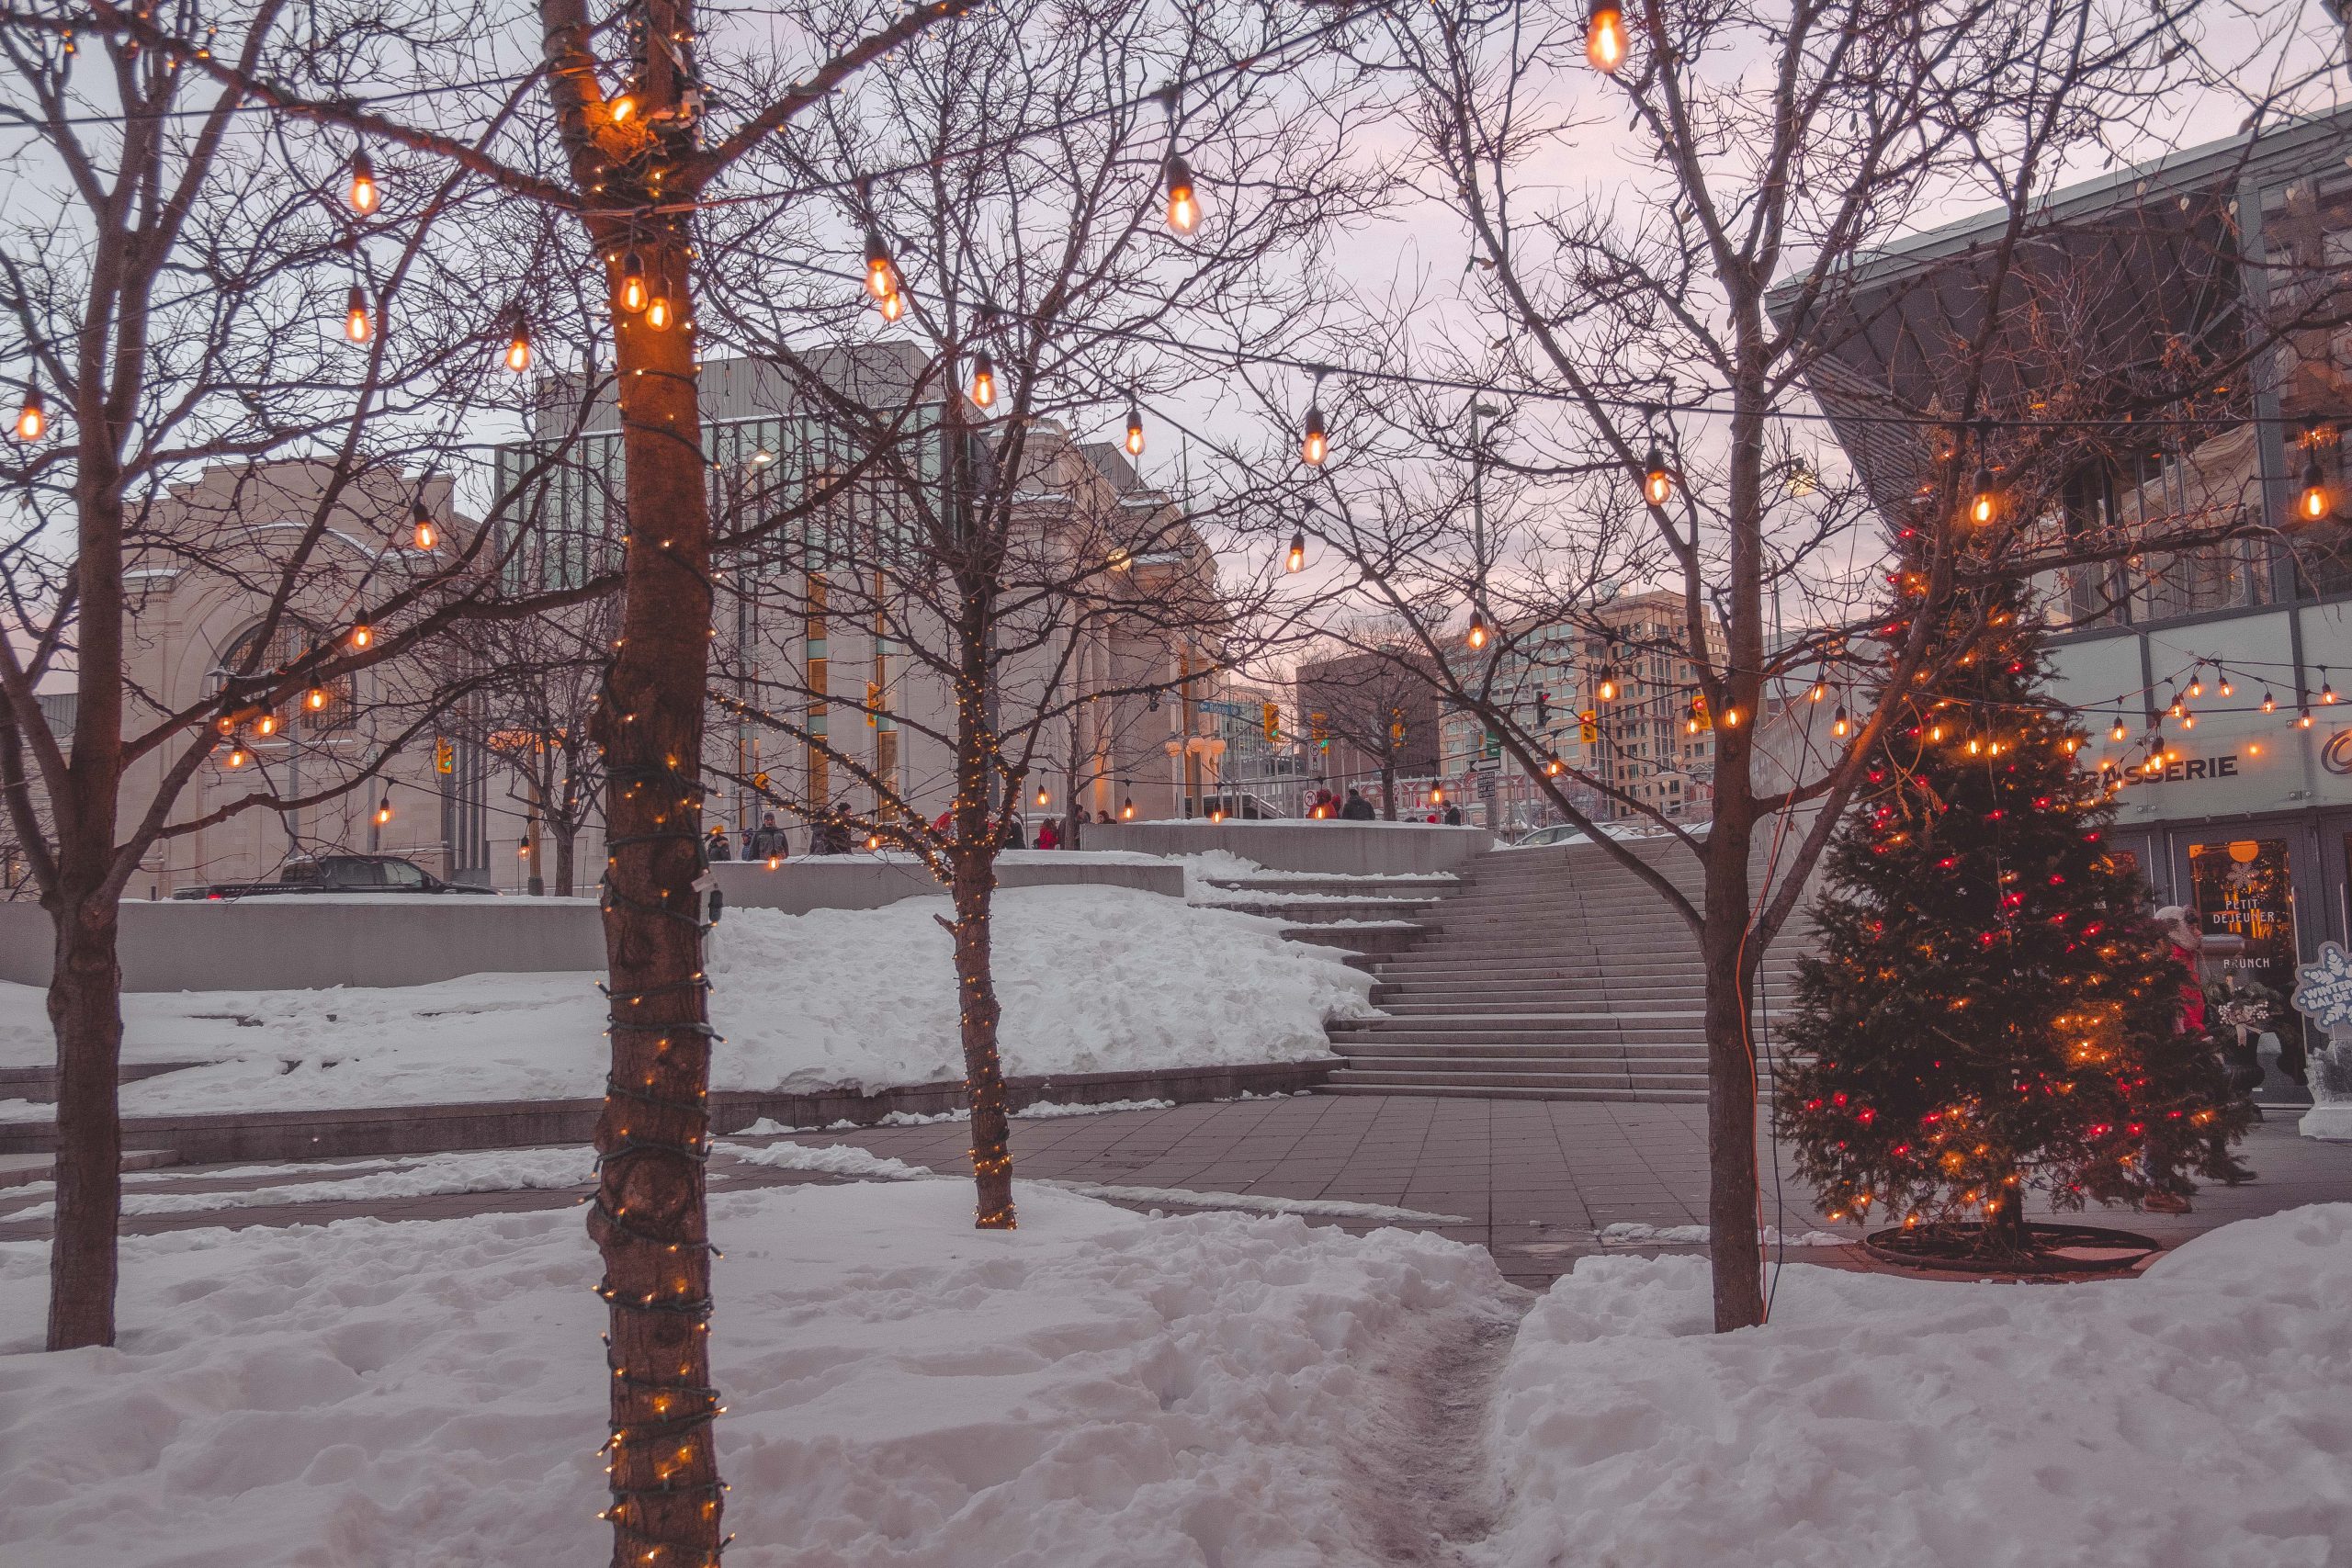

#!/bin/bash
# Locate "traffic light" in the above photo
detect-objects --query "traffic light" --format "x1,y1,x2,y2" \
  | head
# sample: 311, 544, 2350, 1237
1534, 691, 1552, 728
1262, 702, 1282, 742
1579, 709, 1599, 745
1310, 711, 1329, 752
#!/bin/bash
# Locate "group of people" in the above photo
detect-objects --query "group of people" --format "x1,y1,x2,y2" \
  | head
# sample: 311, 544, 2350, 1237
1306, 786, 1463, 826
705, 810, 851, 863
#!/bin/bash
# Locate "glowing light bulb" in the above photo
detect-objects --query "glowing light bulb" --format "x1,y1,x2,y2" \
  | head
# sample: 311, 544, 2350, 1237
2219, 676, 2234, 697
1808, 681, 1826, 703
1586, 0, 1626, 71
1597, 671, 1617, 702
2301, 456, 2329, 521
609, 92, 637, 124
1035, 784, 1049, 808
304, 686, 329, 713
1285, 531, 1306, 574
2187, 671, 2203, 698
644, 294, 673, 332
1301, 406, 1328, 467
877, 288, 905, 322
374, 795, 393, 826
347, 152, 379, 215
344, 286, 372, 344
504, 312, 532, 373
350, 624, 372, 650
1120, 798, 1135, 820
411, 502, 439, 552
254, 713, 277, 737
1642, 446, 1673, 505
616, 252, 649, 314
1466, 613, 1489, 651
2262, 690, 2278, 713
1125, 403, 1145, 457
968, 353, 995, 409
1969, 465, 1997, 525
1832, 706, 1849, 738
226, 747, 247, 769
2109, 717, 2127, 741
14, 386, 43, 442
863, 230, 897, 302
1164, 154, 1200, 234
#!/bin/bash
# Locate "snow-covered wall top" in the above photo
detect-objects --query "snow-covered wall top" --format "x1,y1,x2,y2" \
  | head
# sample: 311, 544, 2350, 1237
1089, 819, 1493, 875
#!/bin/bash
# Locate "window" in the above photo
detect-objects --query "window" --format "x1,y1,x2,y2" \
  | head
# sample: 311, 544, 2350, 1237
379, 860, 425, 889
222, 619, 354, 732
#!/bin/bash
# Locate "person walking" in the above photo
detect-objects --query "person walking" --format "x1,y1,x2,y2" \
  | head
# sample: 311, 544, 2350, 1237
706, 824, 733, 862
809, 810, 853, 856
1340, 787, 1376, 821
743, 812, 790, 862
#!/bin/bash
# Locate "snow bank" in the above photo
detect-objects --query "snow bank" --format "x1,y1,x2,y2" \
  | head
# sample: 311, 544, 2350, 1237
0, 885, 1370, 1116
1477, 1203, 2352, 1568
0, 1179, 1514, 1566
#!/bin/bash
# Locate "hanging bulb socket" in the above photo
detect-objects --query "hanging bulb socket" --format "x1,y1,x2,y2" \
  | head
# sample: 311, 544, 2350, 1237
616, 251, 649, 314
503, 310, 532, 374
1285, 530, 1306, 574
14, 385, 43, 443
863, 229, 897, 302
1586, 0, 1627, 71
1125, 401, 1146, 458
1969, 464, 1997, 525
1301, 405, 1328, 467
643, 292, 674, 332
411, 499, 439, 552
1832, 705, 1850, 739
374, 795, 393, 826
1466, 612, 1490, 651
877, 288, 906, 323
1597, 669, 1617, 702
1642, 445, 1673, 505
1164, 154, 1201, 235
344, 286, 372, 344
968, 352, 996, 409
347, 151, 379, 215
2302, 455, 2330, 522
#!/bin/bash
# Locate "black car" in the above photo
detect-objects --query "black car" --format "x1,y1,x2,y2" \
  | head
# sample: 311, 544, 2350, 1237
175, 853, 497, 899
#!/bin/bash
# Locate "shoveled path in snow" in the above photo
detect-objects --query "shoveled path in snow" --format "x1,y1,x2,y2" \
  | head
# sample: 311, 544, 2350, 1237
2, 1097, 2345, 1286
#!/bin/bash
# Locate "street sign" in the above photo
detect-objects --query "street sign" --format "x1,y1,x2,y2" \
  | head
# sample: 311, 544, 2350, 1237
1468, 756, 1501, 773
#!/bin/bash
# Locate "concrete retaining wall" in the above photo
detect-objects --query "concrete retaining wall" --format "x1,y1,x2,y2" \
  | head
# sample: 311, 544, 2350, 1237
709, 851, 1182, 912
1088, 820, 1492, 875
0, 852, 1186, 993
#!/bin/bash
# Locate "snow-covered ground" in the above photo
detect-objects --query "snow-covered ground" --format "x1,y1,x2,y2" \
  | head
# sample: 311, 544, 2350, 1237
1476, 1203, 2352, 1567
0, 1179, 1515, 1567
0, 886, 1372, 1119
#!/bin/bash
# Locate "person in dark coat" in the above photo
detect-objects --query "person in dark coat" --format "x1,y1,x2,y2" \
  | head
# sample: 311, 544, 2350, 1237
706, 825, 733, 861
743, 812, 790, 861
1340, 787, 1377, 821
1442, 804, 1463, 826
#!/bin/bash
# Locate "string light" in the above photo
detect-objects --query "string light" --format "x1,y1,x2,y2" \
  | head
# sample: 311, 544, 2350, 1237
374, 795, 393, 826
347, 151, 379, 215
1164, 153, 1200, 234
2326, 671, 2338, 705
878, 288, 905, 323
1968, 463, 1998, 525
1034, 784, 1049, 808
2219, 673, 2234, 697
1300, 403, 1327, 466
1642, 445, 1673, 505
644, 290, 674, 332
608, 91, 638, 123
304, 686, 330, 713
411, 500, 439, 551
2299, 706, 2315, 729
1120, 797, 1135, 820
2301, 452, 2330, 522
226, 746, 247, 769
616, 252, 649, 314
350, 624, 373, 650
2109, 716, 2128, 742
1285, 530, 1306, 573
1466, 611, 1490, 651
2187, 667, 2203, 698
1586, 0, 1626, 71
344, 286, 372, 344
1832, 705, 1850, 738
2262, 688, 2278, 714
1125, 400, 1146, 457
1808, 680, 1826, 703
1597, 668, 1617, 702
254, 714, 277, 737
863, 229, 897, 302
14, 385, 42, 442
504, 311, 533, 373
968, 352, 996, 409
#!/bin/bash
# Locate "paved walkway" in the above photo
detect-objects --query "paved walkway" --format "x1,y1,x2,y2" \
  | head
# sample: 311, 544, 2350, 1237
3, 1095, 2344, 1287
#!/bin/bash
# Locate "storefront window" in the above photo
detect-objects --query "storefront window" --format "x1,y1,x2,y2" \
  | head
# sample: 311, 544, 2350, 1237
2189, 838, 2304, 1098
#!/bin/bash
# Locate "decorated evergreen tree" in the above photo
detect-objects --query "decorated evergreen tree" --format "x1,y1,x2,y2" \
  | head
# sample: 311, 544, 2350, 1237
1778, 573, 2251, 1258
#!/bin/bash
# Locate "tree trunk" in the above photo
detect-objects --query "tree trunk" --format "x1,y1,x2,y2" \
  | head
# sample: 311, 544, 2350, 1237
949, 848, 1015, 1227
47, 892, 124, 1349
553, 821, 577, 898
1981, 1168, 2034, 1257
1702, 815, 1767, 1332
584, 221, 724, 1566
1381, 759, 1397, 820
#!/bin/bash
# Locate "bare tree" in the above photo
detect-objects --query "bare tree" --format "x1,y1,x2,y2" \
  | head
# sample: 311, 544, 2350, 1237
456, 595, 616, 897
1295, 638, 1441, 818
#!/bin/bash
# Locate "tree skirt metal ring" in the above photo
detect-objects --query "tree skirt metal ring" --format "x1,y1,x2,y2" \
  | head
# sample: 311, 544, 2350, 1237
1862, 1222, 2163, 1275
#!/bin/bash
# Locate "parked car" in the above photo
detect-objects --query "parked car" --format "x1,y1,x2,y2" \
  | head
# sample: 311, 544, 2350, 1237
174, 853, 497, 899
1511, 823, 1589, 848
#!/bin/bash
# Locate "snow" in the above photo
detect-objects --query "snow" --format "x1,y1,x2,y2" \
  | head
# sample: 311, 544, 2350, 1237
1476, 1203, 2352, 1568
0, 1179, 1515, 1567
0, 885, 1369, 1118
714, 1139, 933, 1180
0, 1147, 594, 1221
1595, 1222, 1849, 1247
1030, 1179, 1470, 1224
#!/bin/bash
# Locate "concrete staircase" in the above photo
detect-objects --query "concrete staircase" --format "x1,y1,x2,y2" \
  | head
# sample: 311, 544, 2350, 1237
1192, 869, 1460, 964
1321, 838, 1813, 1102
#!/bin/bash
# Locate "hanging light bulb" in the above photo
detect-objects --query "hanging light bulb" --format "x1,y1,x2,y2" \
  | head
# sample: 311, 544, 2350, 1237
1642, 445, 1673, 505
14, 385, 43, 443
374, 795, 393, 826
304, 686, 330, 713
863, 229, 897, 302
2181, 712, 2196, 730
1285, 531, 1306, 573
1120, 797, 1135, 821
1969, 464, 1998, 525
2299, 707, 2316, 729
214, 714, 237, 736
968, 352, 996, 409
2301, 454, 2330, 522
254, 713, 277, 738
1832, 705, 1850, 739
643, 291, 673, 332
1929, 723, 1944, 742
1035, 784, 1050, 808
1125, 401, 1146, 457
411, 500, 439, 552
1164, 154, 1200, 234
2167, 695, 2184, 719
1808, 680, 1826, 704
503, 311, 532, 374
226, 746, 248, 769
2263, 689, 2278, 713
1586, 0, 1626, 71
2187, 668, 2203, 698
878, 288, 905, 323
2327, 673, 2340, 704
2109, 716, 2128, 742
1722, 706, 1741, 728
1544, 757, 1564, 776
1597, 668, 1617, 702
347, 151, 379, 215
616, 251, 649, 314
344, 286, 372, 344
2219, 673, 2234, 697
609, 91, 638, 124
1466, 612, 1490, 651
349, 624, 372, 650
1301, 404, 1328, 467
1967, 735, 1982, 755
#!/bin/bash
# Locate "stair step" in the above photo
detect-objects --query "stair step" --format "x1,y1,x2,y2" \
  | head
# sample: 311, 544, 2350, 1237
1317, 1081, 1711, 1103
0, 1147, 178, 1189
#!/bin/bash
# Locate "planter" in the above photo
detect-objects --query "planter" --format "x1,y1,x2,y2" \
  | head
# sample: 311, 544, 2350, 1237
1861, 1220, 2162, 1276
